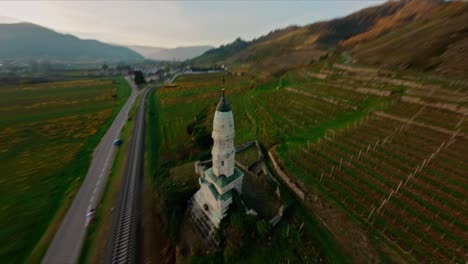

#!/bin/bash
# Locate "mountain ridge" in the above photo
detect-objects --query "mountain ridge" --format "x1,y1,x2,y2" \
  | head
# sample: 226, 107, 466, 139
0, 22, 143, 62
190, 0, 466, 77
190, 0, 409, 74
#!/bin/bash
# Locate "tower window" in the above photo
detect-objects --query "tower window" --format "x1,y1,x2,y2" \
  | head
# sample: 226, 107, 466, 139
221, 161, 224, 166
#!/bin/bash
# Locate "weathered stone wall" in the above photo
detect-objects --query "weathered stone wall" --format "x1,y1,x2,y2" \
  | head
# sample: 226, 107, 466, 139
375, 111, 468, 139
306, 72, 327, 80
267, 149, 305, 201
401, 95, 468, 115
235, 140, 256, 153
286, 88, 357, 110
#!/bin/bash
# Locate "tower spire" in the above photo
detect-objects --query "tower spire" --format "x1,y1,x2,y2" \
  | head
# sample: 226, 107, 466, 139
222, 75, 225, 97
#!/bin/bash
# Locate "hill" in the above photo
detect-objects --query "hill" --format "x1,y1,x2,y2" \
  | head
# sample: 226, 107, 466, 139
190, 0, 468, 77
190, 0, 409, 74
0, 23, 143, 62
190, 38, 249, 65
129, 45, 213, 61
348, 1, 468, 76
342, 0, 442, 47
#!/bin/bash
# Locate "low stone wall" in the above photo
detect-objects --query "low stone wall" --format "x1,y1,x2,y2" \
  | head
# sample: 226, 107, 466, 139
333, 63, 380, 75
246, 110, 257, 130
248, 159, 263, 175
261, 162, 280, 186
306, 72, 327, 80
375, 112, 468, 139
356, 87, 392, 97
320, 82, 392, 97
268, 149, 305, 201
236, 141, 256, 153
286, 88, 357, 110
194, 160, 212, 175
254, 140, 264, 160
401, 95, 468, 115
333, 64, 438, 90
269, 205, 285, 226
235, 160, 250, 175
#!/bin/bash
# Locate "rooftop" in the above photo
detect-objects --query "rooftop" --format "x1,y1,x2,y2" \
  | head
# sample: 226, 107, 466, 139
204, 167, 243, 188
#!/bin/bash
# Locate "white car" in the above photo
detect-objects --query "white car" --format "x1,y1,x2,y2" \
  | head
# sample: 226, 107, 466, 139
85, 208, 96, 226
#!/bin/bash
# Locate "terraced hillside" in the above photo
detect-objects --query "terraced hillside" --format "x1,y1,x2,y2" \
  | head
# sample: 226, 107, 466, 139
0, 78, 130, 262
153, 63, 467, 262
269, 64, 467, 262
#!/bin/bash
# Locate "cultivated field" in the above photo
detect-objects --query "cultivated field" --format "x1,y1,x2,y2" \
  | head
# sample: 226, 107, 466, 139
156, 73, 255, 160
0, 77, 130, 262
271, 64, 468, 262
152, 62, 467, 262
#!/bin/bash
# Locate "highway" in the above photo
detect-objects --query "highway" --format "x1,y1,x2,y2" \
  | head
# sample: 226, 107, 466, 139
106, 87, 151, 264
42, 77, 141, 264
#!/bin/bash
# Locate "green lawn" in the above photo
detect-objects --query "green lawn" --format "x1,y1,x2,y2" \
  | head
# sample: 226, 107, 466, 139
0, 77, 130, 263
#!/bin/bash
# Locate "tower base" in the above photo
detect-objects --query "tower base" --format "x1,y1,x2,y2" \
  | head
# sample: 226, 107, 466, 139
187, 197, 219, 247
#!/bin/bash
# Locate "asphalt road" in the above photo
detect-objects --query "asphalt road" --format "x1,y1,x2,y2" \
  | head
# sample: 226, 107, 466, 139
42, 77, 141, 264
107, 87, 151, 264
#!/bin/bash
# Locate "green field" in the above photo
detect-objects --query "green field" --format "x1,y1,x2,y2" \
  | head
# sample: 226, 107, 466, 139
149, 61, 468, 262
0, 77, 130, 263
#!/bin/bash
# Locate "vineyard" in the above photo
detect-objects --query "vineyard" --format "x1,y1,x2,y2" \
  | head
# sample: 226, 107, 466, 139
0, 78, 130, 262
153, 62, 467, 262
272, 64, 468, 262
156, 73, 255, 161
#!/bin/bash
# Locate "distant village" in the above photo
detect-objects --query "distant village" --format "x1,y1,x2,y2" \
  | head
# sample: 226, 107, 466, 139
0, 58, 227, 84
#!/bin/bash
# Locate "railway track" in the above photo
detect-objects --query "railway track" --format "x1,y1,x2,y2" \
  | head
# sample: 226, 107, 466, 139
108, 87, 151, 264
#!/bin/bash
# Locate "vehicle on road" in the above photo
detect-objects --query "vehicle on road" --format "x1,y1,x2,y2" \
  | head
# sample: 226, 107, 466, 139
113, 139, 122, 146
86, 208, 96, 226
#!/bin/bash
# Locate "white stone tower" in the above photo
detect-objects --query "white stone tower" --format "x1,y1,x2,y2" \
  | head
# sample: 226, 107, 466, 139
191, 89, 244, 229
212, 89, 236, 179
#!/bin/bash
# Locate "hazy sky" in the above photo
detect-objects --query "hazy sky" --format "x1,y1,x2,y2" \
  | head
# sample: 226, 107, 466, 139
0, 1, 386, 48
